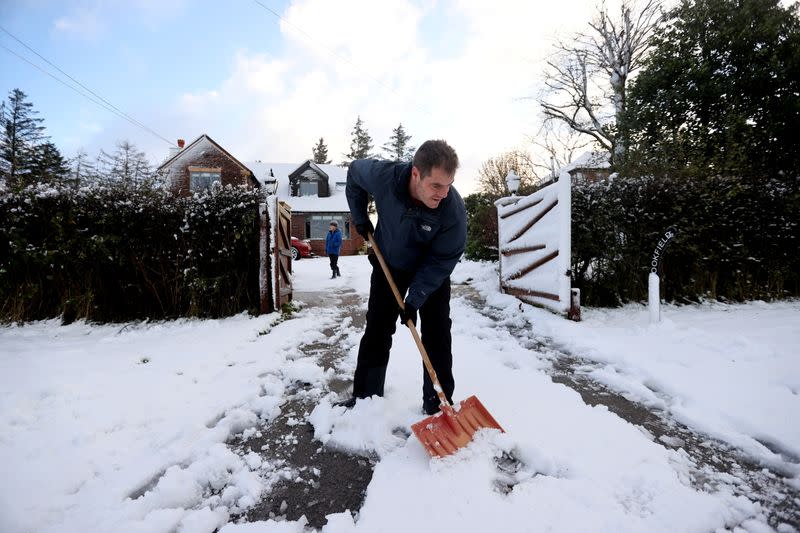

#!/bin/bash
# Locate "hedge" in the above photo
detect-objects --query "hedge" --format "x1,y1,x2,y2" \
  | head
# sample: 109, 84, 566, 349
465, 174, 799, 307
571, 174, 799, 306
0, 182, 265, 323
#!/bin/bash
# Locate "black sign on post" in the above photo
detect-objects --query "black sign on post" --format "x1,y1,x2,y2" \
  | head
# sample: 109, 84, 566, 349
651, 226, 678, 275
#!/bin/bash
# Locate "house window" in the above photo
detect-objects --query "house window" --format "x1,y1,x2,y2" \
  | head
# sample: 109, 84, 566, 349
189, 167, 221, 192
299, 181, 318, 196
306, 214, 351, 239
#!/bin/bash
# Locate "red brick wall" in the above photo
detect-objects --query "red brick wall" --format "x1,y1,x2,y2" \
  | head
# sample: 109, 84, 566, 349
290, 215, 306, 240
168, 146, 256, 197
308, 236, 364, 256
292, 212, 365, 256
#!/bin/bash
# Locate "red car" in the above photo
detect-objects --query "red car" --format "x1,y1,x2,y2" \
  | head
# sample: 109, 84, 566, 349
291, 236, 313, 260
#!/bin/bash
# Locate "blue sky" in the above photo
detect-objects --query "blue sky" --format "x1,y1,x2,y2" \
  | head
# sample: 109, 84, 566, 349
1, 0, 601, 193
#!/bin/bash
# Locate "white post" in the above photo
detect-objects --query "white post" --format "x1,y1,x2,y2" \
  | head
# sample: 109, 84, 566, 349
649, 272, 660, 323
558, 171, 572, 313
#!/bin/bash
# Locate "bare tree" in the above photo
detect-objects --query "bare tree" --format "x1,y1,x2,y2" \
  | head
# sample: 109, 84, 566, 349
477, 150, 540, 197
539, 0, 661, 165
528, 118, 592, 178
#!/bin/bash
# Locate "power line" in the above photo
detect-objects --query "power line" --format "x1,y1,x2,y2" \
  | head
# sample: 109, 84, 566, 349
250, 0, 428, 117
0, 26, 173, 146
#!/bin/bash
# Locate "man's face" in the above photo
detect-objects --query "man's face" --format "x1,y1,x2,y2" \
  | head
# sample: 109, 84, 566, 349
410, 166, 454, 209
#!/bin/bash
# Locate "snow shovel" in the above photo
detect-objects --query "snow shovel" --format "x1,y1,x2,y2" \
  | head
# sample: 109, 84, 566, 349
367, 233, 504, 458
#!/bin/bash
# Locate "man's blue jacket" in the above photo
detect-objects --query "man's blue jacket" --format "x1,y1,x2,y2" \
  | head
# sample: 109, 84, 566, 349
346, 159, 467, 309
325, 228, 342, 255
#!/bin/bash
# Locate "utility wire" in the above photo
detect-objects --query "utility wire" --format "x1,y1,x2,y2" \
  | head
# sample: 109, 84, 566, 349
1, 26, 173, 145
250, 0, 428, 116
1, 43, 121, 116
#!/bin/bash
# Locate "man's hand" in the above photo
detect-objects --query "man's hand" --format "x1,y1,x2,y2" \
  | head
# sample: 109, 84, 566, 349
356, 220, 375, 238
400, 302, 417, 328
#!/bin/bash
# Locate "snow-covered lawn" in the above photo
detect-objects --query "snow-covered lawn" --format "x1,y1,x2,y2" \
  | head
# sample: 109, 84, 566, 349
1, 256, 797, 533
463, 262, 800, 481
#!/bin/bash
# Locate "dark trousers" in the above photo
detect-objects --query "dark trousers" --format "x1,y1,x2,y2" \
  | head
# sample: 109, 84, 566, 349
329, 254, 339, 273
352, 254, 454, 407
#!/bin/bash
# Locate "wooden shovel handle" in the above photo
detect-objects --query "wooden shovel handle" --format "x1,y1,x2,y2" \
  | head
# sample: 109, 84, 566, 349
367, 233, 451, 408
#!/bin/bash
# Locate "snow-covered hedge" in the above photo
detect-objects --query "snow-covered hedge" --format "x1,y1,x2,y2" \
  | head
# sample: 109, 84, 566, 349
0, 182, 265, 323
571, 174, 799, 306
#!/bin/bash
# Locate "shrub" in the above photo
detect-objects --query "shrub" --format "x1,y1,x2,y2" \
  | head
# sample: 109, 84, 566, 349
570, 174, 800, 306
0, 181, 265, 322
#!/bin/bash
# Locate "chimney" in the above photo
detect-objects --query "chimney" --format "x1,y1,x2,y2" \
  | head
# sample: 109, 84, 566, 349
177, 139, 186, 149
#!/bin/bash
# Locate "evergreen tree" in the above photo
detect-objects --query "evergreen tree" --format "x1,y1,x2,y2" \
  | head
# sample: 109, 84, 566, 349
341, 116, 373, 167
311, 137, 331, 164
381, 123, 415, 162
0, 89, 45, 187
97, 140, 153, 184
623, 0, 800, 178
0, 101, 7, 180
29, 141, 71, 185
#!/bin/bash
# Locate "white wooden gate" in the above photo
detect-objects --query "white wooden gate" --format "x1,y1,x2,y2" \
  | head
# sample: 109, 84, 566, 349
495, 171, 576, 317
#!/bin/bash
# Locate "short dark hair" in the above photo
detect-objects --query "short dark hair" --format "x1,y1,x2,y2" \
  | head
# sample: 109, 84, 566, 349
413, 140, 459, 178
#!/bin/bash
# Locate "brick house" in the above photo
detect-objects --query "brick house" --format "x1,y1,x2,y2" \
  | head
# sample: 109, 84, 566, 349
565, 151, 611, 183
246, 160, 365, 256
157, 134, 260, 196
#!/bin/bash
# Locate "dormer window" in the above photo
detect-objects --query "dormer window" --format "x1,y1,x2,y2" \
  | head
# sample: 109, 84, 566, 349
299, 181, 319, 196
289, 160, 330, 197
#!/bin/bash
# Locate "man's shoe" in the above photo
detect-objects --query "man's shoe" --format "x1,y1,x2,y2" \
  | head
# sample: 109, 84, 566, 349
335, 397, 357, 409
422, 401, 441, 416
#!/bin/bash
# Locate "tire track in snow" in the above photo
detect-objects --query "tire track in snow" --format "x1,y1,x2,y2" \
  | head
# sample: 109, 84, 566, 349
229, 289, 376, 530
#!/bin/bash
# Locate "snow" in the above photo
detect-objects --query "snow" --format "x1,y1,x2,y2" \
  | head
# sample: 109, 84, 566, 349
1, 257, 797, 532
247, 162, 350, 213
563, 151, 611, 171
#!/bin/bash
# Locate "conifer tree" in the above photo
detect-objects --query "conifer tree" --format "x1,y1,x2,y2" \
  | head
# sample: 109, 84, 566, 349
341, 116, 373, 167
97, 140, 153, 184
381, 123, 415, 162
312, 137, 331, 164
71, 148, 99, 185
29, 141, 71, 185
0, 89, 46, 187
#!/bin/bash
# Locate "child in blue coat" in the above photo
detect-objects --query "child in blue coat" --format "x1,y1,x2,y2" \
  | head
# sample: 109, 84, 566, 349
325, 221, 342, 278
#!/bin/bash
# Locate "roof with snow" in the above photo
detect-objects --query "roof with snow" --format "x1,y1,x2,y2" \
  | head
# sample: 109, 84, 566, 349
564, 151, 611, 172
157, 134, 253, 175
246, 161, 350, 213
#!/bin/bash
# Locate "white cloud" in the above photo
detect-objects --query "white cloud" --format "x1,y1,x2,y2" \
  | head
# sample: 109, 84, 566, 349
52, 0, 188, 41
149, 0, 610, 193
53, 7, 104, 41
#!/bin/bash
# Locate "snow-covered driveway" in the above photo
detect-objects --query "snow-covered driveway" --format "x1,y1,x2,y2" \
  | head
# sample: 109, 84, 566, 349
1, 256, 797, 532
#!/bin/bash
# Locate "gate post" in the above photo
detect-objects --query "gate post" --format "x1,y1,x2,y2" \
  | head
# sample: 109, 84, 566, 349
648, 226, 678, 324
568, 288, 581, 321
259, 202, 272, 314
648, 273, 660, 323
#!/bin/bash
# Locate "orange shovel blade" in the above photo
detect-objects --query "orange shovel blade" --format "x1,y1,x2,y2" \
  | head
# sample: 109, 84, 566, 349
410, 395, 504, 458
